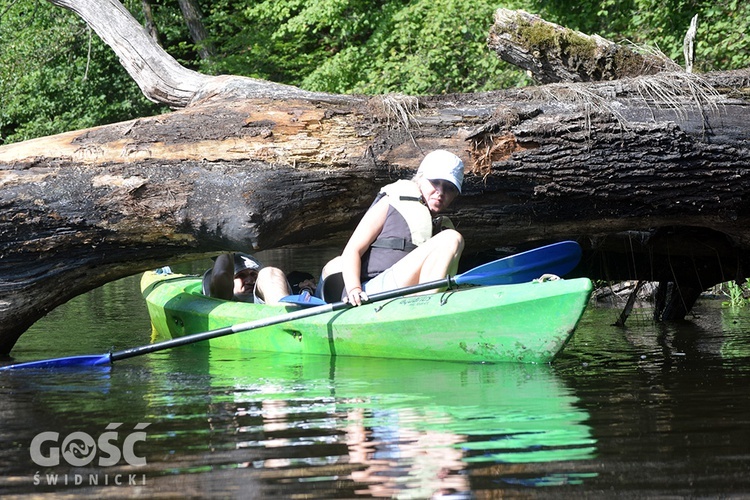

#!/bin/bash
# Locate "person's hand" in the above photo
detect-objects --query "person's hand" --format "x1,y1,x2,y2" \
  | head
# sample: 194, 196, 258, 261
345, 286, 368, 306
297, 279, 316, 295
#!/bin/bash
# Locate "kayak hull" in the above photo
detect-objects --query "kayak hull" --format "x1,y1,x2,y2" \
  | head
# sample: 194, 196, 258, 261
141, 272, 592, 364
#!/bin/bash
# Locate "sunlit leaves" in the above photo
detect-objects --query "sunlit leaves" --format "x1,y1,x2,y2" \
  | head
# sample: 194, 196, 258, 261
0, 0, 163, 145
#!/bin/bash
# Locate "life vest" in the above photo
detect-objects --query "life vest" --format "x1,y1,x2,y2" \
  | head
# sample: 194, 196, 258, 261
361, 180, 453, 280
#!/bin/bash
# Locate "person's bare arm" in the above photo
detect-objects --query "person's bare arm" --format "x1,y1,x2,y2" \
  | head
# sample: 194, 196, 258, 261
341, 198, 389, 305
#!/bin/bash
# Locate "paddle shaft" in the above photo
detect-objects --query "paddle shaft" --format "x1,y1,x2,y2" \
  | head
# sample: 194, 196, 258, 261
110, 275, 455, 362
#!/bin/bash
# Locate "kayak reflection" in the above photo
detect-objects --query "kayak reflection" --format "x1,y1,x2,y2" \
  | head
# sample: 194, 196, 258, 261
150, 350, 597, 496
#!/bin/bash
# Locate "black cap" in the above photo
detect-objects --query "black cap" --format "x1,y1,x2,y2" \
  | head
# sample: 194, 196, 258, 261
233, 253, 262, 275
287, 271, 315, 294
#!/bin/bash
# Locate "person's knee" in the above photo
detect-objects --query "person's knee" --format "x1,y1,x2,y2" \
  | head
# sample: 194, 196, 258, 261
438, 229, 464, 253
258, 266, 284, 281
257, 266, 290, 293
256, 266, 291, 304
207, 254, 234, 300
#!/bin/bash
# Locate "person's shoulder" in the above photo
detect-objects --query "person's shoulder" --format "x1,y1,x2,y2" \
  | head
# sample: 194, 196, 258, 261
380, 179, 416, 193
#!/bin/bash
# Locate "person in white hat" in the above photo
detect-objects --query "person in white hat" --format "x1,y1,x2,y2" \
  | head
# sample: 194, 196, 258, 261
319, 149, 465, 305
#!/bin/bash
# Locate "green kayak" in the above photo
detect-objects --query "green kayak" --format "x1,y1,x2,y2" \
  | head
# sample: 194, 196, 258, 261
141, 271, 592, 364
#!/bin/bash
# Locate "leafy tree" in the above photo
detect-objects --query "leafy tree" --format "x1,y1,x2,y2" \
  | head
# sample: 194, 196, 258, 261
201, 0, 529, 95
301, 0, 530, 94
0, 0, 165, 145
200, 0, 343, 83
138, 0, 203, 69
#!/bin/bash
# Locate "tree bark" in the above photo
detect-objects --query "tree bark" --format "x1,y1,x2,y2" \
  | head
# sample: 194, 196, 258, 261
177, 0, 214, 60
1, 3, 749, 354
46, 0, 321, 107
140, 0, 160, 44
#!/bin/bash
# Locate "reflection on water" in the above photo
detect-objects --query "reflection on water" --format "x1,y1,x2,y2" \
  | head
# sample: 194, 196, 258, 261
0, 346, 596, 497
3, 270, 750, 497
169, 350, 596, 497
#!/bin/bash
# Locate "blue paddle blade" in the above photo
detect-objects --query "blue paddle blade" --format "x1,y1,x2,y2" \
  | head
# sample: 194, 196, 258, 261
456, 241, 582, 287
279, 291, 328, 307
0, 353, 111, 370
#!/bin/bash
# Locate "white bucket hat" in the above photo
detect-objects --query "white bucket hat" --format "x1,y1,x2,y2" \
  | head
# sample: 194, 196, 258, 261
417, 150, 464, 193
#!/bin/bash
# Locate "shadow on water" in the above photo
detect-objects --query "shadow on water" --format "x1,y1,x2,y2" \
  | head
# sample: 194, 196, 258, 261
552, 301, 750, 495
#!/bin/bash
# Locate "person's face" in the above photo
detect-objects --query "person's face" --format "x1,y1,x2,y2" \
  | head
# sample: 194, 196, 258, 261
295, 278, 316, 295
420, 177, 459, 213
234, 268, 258, 296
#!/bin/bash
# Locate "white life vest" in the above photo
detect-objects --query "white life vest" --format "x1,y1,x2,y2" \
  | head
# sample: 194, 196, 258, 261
362, 180, 453, 279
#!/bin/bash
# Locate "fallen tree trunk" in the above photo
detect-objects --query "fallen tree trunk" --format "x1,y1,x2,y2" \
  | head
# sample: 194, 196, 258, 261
1, 2, 750, 354
488, 8, 679, 83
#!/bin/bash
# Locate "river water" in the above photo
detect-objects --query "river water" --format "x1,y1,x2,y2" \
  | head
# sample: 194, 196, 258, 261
2, 252, 750, 498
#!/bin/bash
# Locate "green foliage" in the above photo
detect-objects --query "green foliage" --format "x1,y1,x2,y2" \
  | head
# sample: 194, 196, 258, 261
302, 0, 529, 94
0, 1, 164, 145
200, 0, 529, 95
694, 1, 750, 71
135, 0, 204, 69
201, 0, 343, 83
721, 280, 750, 308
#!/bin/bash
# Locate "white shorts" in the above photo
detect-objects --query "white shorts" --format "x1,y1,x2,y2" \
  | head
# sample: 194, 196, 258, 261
362, 267, 401, 295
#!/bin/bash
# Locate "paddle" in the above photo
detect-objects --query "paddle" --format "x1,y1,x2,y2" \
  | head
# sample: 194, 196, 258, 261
0, 240, 581, 370
279, 290, 328, 307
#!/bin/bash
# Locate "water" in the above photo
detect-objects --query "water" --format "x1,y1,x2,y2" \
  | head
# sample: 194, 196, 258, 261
2, 257, 750, 497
